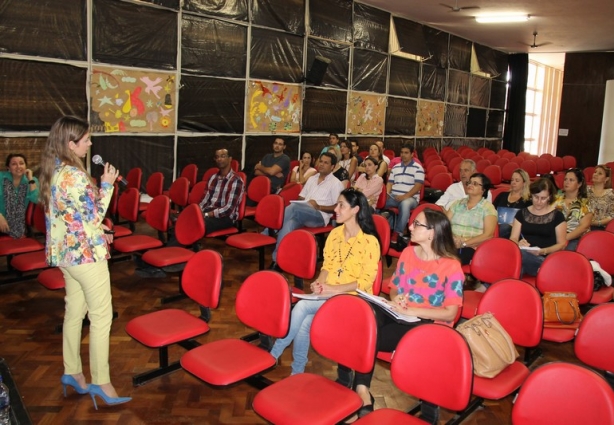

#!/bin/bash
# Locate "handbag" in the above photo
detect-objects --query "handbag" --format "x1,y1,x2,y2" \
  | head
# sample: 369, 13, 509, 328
542, 292, 583, 329
456, 312, 519, 378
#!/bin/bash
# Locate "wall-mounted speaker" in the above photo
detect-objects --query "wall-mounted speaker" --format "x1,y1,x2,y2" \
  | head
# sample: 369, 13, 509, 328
305, 56, 331, 86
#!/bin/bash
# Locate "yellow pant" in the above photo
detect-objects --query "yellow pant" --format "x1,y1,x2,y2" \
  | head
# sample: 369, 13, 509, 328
61, 260, 113, 385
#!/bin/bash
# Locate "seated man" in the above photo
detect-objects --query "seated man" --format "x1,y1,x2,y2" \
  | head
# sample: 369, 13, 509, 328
350, 139, 364, 166
269, 151, 344, 270
375, 140, 391, 165
135, 148, 244, 278
384, 143, 424, 247
253, 137, 290, 194
436, 159, 491, 210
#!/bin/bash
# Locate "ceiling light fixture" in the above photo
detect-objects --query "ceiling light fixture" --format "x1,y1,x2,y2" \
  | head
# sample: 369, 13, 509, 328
475, 14, 530, 24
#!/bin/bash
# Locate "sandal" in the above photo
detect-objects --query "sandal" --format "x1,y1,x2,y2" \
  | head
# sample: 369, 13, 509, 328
356, 393, 375, 418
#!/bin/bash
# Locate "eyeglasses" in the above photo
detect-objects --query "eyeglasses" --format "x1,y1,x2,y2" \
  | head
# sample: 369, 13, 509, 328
412, 219, 431, 229
467, 181, 483, 187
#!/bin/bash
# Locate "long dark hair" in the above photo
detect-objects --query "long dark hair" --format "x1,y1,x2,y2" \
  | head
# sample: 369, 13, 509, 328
422, 209, 459, 260
340, 188, 380, 246
565, 168, 587, 198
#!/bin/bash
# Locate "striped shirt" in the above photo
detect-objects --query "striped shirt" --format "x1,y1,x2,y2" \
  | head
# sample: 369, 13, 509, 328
389, 160, 425, 201
200, 170, 245, 221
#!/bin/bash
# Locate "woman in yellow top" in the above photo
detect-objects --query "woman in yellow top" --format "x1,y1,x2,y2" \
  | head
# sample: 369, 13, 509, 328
39, 116, 130, 409
269, 188, 380, 375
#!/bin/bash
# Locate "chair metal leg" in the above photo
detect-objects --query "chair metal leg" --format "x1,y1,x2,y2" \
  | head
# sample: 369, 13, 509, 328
523, 346, 542, 366
450, 396, 483, 425
160, 274, 186, 304
132, 340, 201, 386
258, 248, 265, 270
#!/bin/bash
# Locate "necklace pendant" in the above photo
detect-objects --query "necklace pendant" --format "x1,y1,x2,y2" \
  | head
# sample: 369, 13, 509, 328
337, 268, 343, 277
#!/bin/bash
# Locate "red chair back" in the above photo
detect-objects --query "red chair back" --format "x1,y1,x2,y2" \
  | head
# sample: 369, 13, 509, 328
494, 157, 510, 168
236, 271, 291, 338
126, 167, 142, 190
32, 204, 47, 234
476, 159, 491, 173
521, 160, 537, 178
286, 160, 300, 184
426, 164, 448, 182
535, 251, 594, 304
202, 167, 219, 183
372, 260, 383, 296
118, 188, 140, 222
502, 152, 516, 160
584, 166, 596, 185
278, 183, 302, 207
375, 185, 387, 210
372, 214, 390, 256
430, 172, 453, 191
146, 172, 165, 197
483, 165, 502, 186
575, 303, 614, 373
254, 194, 284, 230
447, 156, 463, 171
512, 363, 614, 425
562, 155, 577, 169
477, 279, 543, 348
145, 195, 171, 232
277, 229, 317, 279
311, 295, 377, 374
383, 149, 395, 161
391, 325, 473, 412
577, 231, 614, 275
230, 159, 240, 172
188, 180, 208, 205
247, 175, 271, 203
536, 158, 551, 175
470, 238, 522, 283
175, 204, 205, 246
549, 157, 564, 173
106, 183, 119, 218
168, 177, 190, 208
607, 220, 614, 234
180, 164, 198, 187
408, 203, 443, 228
182, 250, 223, 309
501, 162, 518, 182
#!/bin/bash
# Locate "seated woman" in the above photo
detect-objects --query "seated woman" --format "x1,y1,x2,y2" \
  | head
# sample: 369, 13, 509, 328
510, 178, 567, 276
269, 189, 380, 375
353, 156, 384, 209
446, 173, 497, 265
492, 168, 531, 238
338, 140, 358, 182
553, 168, 593, 251
0, 153, 39, 238
356, 144, 388, 182
290, 151, 317, 185
587, 164, 614, 231
344, 208, 464, 418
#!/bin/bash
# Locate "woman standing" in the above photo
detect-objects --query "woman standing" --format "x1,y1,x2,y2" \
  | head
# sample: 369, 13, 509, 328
492, 169, 531, 238
553, 168, 593, 251
446, 173, 497, 265
347, 209, 464, 418
338, 140, 358, 182
357, 144, 388, 181
39, 116, 130, 409
510, 178, 567, 276
588, 165, 614, 230
353, 156, 384, 208
290, 151, 317, 185
0, 154, 39, 238
269, 189, 380, 375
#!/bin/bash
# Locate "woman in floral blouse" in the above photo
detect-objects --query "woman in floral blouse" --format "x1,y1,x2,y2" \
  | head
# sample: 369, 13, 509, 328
554, 168, 593, 251
39, 116, 130, 408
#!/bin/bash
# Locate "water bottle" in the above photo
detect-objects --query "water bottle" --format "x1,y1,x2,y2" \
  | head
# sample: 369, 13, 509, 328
0, 374, 9, 425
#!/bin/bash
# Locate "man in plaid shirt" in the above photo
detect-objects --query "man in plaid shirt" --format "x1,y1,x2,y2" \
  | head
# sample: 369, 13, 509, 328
199, 148, 245, 234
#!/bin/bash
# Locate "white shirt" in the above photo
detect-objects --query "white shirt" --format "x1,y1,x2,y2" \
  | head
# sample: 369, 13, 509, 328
300, 173, 345, 224
436, 182, 493, 210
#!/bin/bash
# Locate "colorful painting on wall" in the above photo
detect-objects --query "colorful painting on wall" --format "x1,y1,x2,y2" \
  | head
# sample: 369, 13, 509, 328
416, 99, 445, 137
90, 66, 176, 133
247, 81, 302, 133
347, 92, 385, 135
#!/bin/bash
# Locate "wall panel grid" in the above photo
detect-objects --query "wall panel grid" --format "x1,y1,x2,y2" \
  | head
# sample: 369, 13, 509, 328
0, 0, 507, 186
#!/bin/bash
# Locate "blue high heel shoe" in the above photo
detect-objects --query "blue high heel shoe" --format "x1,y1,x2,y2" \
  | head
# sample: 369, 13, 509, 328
88, 384, 131, 410
60, 374, 89, 397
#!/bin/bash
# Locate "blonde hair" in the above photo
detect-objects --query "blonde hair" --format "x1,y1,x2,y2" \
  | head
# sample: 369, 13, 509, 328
39, 116, 93, 209
512, 168, 531, 201
595, 165, 612, 189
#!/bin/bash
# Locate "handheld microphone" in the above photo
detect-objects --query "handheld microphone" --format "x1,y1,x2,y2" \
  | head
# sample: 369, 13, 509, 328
92, 155, 127, 186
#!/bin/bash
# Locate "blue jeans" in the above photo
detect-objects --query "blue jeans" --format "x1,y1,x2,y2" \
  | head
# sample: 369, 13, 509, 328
272, 202, 325, 262
269, 299, 326, 375
384, 195, 418, 234
521, 250, 546, 277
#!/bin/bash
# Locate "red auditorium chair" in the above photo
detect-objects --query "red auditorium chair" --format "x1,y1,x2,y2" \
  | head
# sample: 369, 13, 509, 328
244, 175, 271, 220
126, 167, 142, 191
179, 163, 198, 188
188, 180, 207, 205
125, 250, 222, 386
113, 195, 170, 255
575, 303, 614, 389
252, 295, 377, 425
